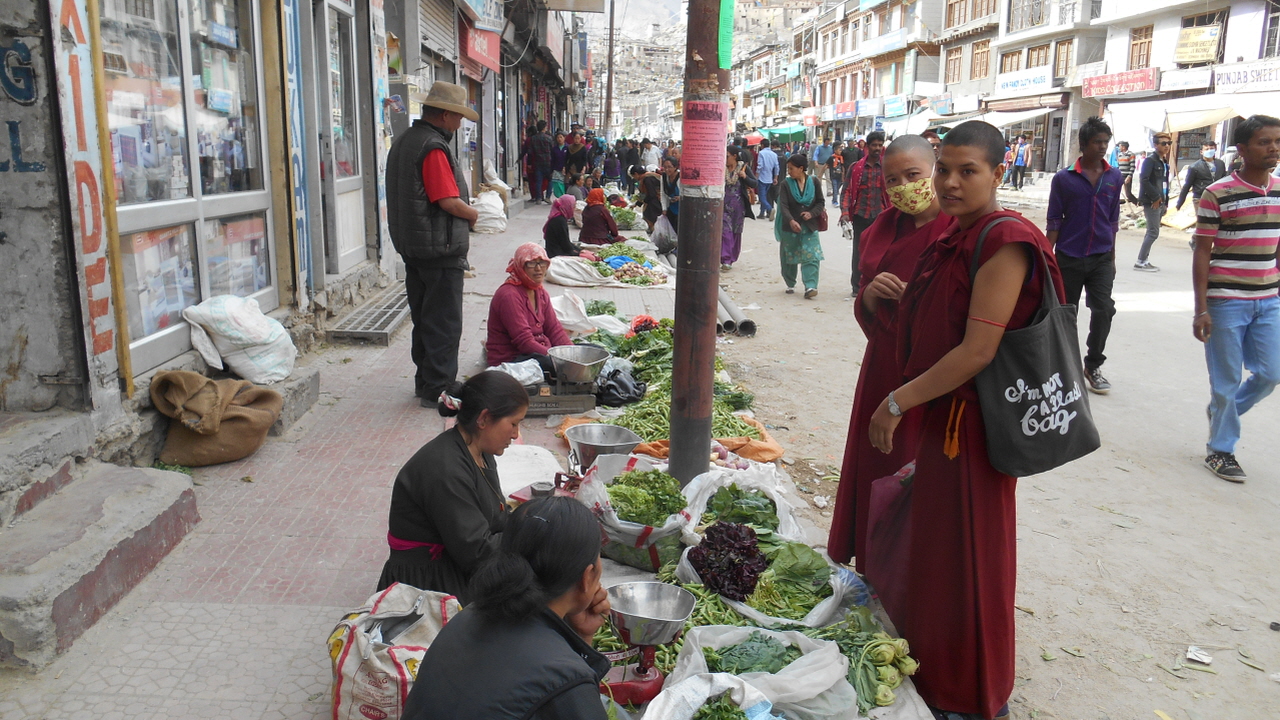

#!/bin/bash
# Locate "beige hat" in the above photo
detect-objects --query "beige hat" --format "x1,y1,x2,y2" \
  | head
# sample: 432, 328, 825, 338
412, 81, 479, 122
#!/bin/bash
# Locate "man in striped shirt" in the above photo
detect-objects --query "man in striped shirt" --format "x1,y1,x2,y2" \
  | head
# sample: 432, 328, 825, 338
1192, 114, 1280, 482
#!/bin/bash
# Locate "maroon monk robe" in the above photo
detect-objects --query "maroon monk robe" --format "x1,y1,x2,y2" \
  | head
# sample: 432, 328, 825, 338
828, 208, 955, 577
894, 210, 1065, 720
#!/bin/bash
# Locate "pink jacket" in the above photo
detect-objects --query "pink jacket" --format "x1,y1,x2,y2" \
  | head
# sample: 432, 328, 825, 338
485, 283, 571, 365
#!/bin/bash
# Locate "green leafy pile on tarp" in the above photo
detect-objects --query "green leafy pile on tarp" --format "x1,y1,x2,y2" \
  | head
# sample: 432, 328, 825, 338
702, 631, 803, 675
707, 484, 779, 531
606, 469, 685, 526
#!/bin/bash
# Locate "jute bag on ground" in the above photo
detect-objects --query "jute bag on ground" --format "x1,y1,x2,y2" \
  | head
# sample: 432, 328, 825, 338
328, 584, 462, 720
149, 370, 283, 466
969, 216, 1101, 477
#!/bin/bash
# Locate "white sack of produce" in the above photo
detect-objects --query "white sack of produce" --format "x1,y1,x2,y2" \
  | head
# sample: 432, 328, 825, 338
183, 295, 297, 384
666, 626, 857, 720
471, 190, 507, 233
644, 673, 780, 720
588, 314, 630, 335
574, 199, 587, 227
486, 358, 545, 387
679, 464, 806, 547
675, 546, 858, 629
551, 290, 597, 334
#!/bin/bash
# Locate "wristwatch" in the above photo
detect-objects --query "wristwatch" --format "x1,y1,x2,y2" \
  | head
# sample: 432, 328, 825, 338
887, 390, 903, 417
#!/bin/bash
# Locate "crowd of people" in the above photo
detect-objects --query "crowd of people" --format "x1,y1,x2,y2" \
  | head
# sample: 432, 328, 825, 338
381, 78, 1279, 720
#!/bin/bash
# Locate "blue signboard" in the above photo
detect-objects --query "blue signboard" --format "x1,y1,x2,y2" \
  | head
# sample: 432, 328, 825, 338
883, 95, 907, 117
209, 22, 237, 48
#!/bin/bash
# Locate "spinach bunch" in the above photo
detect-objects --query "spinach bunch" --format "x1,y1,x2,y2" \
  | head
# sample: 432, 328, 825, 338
702, 631, 803, 675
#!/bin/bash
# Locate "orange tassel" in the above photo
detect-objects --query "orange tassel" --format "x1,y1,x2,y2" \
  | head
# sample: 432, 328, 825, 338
944, 398, 967, 459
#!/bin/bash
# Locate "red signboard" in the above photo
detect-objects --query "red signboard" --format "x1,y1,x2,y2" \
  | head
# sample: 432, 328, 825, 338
460, 20, 500, 73
836, 101, 855, 115
1082, 67, 1160, 98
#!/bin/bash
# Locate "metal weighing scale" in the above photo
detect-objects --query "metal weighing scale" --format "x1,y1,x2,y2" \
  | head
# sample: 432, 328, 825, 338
600, 581, 696, 706
524, 346, 610, 417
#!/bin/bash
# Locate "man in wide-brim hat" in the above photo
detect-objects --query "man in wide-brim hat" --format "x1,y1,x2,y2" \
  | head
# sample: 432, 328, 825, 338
384, 81, 479, 408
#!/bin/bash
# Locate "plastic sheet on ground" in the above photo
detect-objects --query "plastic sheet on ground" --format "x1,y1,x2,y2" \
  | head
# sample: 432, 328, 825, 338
546, 255, 675, 289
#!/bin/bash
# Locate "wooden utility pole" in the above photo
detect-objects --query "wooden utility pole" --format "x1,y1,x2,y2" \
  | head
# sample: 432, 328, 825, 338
604, 0, 615, 137
667, 0, 728, 483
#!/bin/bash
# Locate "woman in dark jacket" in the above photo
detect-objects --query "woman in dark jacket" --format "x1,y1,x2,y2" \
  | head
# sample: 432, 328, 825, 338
543, 195, 579, 259
774, 153, 826, 298
377, 372, 529, 603
403, 497, 612, 720
630, 164, 663, 233
578, 189, 622, 245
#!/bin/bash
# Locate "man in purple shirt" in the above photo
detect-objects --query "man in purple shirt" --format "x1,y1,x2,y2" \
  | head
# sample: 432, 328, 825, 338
1046, 116, 1122, 395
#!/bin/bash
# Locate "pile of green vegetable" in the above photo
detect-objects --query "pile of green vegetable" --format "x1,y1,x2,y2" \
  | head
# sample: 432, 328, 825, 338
705, 484, 779, 531
802, 606, 920, 715
606, 469, 686, 526
609, 205, 639, 228
692, 694, 748, 720
588, 260, 615, 277
595, 242, 643, 261
703, 631, 802, 675
611, 382, 762, 443
744, 541, 834, 622
585, 299, 618, 317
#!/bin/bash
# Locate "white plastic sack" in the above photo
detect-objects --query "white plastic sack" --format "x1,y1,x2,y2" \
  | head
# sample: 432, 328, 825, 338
482, 159, 510, 191
666, 626, 856, 720
678, 464, 806, 547
644, 673, 780, 720
650, 214, 677, 253
328, 583, 462, 720
487, 359, 545, 387
551, 290, 596, 334
471, 190, 507, 234
574, 199, 587, 227
183, 295, 297, 384
588, 314, 630, 335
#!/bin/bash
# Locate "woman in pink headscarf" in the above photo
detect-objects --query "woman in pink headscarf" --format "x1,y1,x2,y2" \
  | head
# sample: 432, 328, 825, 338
485, 243, 572, 377
543, 194, 580, 259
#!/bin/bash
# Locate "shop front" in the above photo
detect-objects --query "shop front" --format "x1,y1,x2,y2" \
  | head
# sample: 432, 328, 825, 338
988, 65, 1070, 172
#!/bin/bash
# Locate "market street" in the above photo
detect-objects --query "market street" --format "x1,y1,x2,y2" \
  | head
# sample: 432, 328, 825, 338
2, 197, 1277, 720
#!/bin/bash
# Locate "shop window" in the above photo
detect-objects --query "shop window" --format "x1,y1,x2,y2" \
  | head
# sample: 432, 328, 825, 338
205, 212, 270, 297
190, 0, 264, 194
972, 0, 997, 18
946, 0, 968, 28
1027, 43, 1050, 68
1000, 50, 1022, 74
972, 40, 991, 78
1129, 25, 1153, 70
121, 225, 200, 341
327, 7, 359, 178
101, 0, 191, 204
1180, 10, 1228, 66
1054, 39, 1074, 78
1008, 0, 1045, 32
945, 47, 964, 84
1268, 1, 1280, 57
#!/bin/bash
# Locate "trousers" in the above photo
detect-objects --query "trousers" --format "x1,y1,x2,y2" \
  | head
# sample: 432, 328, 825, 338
1055, 250, 1117, 371
847, 214, 875, 292
1204, 296, 1280, 454
758, 181, 774, 216
403, 260, 465, 400
1138, 203, 1166, 262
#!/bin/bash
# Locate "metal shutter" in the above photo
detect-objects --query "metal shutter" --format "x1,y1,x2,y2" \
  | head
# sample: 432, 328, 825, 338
421, 0, 457, 62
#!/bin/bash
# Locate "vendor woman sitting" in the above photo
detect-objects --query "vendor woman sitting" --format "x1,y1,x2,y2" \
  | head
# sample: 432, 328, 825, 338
578, 188, 623, 245
377, 371, 529, 603
402, 497, 612, 720
485, 243, 572, 375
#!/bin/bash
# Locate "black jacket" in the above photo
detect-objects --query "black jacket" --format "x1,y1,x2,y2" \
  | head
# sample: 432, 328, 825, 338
403, 607, 611, 720
1177, 158, 1228, 208
1138, 154, 1169, 206
386, 120, 470, 267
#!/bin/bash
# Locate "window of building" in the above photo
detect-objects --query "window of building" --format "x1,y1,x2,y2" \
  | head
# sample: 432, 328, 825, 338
1268, 0, 1280, 58
1000, 50, 1022, 73
972, 39, 990, 78
1027, 43, 1050, 67
1008, 0, 1045, 32
863, 17, 872, 40
1054, 38, 1074, 77
973, 0, 997, 18
945, 46, 964, 83
877, 8, 890, 34
1129, 25, 1153, 69
1180, 10, 1228, 65
946, 0, 968, 28
850, 21, 859, 49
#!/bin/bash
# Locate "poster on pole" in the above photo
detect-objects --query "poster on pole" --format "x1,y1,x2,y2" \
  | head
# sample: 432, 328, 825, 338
680, 101, 729, 188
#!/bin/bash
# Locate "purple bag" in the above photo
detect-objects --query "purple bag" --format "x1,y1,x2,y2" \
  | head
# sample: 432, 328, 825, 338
865, 461, 915, 625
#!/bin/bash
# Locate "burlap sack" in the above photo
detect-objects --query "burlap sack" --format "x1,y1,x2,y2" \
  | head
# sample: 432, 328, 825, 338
150, 370, 283, 467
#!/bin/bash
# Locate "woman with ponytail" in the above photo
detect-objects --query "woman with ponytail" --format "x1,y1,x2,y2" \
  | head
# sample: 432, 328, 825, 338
377, 371, 530, 603
403, 497, 612, 720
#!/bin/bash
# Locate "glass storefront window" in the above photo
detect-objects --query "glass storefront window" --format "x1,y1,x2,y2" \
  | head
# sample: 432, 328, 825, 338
328, 8, 359, 178
121, 225, 200, 340
101, 0, 191, 205
189, 0, 264, 194
205, 212, 270, 297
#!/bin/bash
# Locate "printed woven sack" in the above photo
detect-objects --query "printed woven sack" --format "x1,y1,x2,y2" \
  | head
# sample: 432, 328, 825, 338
969, 216, 1101, 477
329, 584, 461, 720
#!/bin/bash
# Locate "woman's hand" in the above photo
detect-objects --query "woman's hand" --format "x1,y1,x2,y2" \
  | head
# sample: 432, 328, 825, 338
790, 219, 802, 233
800, 211, 812, 221
868, 396, 901, 454
567, 585, 611, 644
865, 272, 906, 302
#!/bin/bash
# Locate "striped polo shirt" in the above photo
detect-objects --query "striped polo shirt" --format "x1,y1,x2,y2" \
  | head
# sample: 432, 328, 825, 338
1196, 173, 1280, 299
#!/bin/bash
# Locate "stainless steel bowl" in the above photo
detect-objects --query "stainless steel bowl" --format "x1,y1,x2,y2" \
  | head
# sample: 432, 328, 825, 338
548, 345, 611, 385
606, 582, 696, 646
564, 423, 643, 471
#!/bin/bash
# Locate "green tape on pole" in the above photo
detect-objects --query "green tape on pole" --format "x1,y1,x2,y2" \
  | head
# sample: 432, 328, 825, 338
718, 0, 734, 69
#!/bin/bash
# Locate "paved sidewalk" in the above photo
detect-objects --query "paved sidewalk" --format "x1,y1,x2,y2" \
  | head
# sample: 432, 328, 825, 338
0, 207, 676, 720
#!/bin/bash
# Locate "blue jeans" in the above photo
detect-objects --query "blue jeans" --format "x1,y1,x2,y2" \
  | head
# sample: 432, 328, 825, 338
1205, 296, 1280, 454
531, 165, 549, 202
758, 180, 773, 215
831, 174, 843, 205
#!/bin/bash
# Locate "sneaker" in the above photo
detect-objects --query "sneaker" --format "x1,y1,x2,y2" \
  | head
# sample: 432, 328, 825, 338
1204, 452, 1247, 483
1085, 367, 1111, 395
785, 287, 795, 294
1133, 261, 1160, 272
720, 263, 732, 271
804, 288, 818, 299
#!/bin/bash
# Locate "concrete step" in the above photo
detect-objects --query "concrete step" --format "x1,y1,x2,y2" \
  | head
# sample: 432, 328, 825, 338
0, 460, 199, 670
0, 411, 94, 526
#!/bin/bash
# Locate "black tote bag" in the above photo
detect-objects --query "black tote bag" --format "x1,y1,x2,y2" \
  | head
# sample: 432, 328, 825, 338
969, 216, 1101, 477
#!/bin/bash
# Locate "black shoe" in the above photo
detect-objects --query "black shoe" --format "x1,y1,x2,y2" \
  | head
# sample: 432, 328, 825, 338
1204, 452, 1247, 483
1085, 367, 1111, 395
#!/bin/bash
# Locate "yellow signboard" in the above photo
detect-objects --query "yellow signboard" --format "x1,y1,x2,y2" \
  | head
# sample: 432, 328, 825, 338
1175, 25, 1220, 64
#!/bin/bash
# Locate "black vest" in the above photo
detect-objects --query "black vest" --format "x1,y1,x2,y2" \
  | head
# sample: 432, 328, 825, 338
386, 120, 470, 267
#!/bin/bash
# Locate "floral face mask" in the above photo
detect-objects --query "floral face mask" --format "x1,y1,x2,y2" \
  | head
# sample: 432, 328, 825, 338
887, 177, 935, 215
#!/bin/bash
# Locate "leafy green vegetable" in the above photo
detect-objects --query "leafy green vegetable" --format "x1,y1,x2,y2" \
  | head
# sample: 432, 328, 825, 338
802, 611, 919, 716
576, 330, 625, 354
714, 381, 755, 410
596, 242, 639, 260
585, 299, 618, 317
609, 206, 639, 228
744, 568, 833, 621
588, 260, 615, 277
707, 484, 780, 531
768, 542, 832, 590
692, 694, 748, 720
606, 469, 685, 526
702, 631, 803, 675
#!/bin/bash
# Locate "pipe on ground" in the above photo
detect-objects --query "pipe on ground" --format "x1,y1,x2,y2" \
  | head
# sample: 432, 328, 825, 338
718, 289, 756, 337
717, 304, 735, 334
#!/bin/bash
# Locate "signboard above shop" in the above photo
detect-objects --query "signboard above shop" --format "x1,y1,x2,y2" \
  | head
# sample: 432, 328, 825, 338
1214, 57, 1280, 94
1174, 25, 1220, 65
883, 94, 909, 117
1082, 67, 1160, 98
543, 0, 606, 11
855, 97, 882, 117
1160, 66, 1212, 92
993, 65, 1054, 98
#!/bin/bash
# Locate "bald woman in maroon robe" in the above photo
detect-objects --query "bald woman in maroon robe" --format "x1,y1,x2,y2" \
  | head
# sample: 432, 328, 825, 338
869, 122, 1065, 720
829, 136, 954, 617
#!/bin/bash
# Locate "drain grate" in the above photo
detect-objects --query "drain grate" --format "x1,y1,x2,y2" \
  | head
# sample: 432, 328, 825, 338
328, 281, 410, 345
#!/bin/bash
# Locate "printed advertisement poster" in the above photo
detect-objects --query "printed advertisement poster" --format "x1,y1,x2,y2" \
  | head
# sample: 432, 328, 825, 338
680, 101, 729, 187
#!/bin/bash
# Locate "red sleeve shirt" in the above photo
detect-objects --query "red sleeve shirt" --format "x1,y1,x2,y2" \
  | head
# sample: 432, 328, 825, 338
423, 149, 460, 203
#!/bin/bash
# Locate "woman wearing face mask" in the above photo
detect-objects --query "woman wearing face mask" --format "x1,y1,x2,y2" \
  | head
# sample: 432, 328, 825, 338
828, 136, 955, 618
